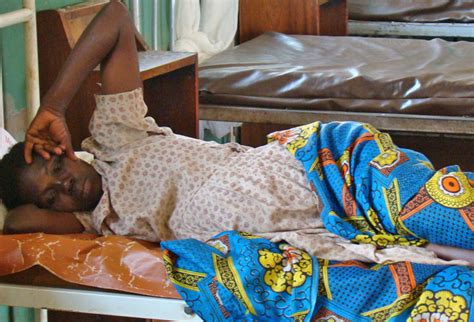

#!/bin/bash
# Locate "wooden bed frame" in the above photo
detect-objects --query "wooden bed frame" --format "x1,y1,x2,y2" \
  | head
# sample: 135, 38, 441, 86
237, 0, 348, 42
198, 0, 473, 170
347, 0, 474, 39
348, 20, 474, 39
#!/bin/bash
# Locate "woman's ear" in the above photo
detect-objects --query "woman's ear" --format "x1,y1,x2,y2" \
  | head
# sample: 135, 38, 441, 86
0, 202, 7, 233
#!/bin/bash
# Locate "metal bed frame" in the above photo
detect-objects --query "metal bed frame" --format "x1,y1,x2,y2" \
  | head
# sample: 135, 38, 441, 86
0, 0, 40, 126
0, 283, 200, 321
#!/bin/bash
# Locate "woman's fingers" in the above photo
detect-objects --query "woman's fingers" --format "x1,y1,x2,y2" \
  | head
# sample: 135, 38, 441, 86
24, 108, 77, 164
24, 140, 35, 164
24, 133, 49, 163
60, 141, 77, 161
24, 133, 64, 163
32, 144, 51, 161
48, 117, 76, 161
43, 142, 63, 155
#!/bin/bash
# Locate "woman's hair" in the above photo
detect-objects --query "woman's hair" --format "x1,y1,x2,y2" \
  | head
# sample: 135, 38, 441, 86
0, 142, 28, 209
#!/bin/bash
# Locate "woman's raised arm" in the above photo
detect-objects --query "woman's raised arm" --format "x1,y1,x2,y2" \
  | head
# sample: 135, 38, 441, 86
24, 0, 142, 163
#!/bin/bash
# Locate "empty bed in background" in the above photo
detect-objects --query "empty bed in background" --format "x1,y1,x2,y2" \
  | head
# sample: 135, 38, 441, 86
198, 0, 474, 170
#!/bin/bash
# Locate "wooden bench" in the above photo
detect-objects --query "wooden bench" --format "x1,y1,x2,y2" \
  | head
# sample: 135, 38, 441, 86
37, 0, 198, 149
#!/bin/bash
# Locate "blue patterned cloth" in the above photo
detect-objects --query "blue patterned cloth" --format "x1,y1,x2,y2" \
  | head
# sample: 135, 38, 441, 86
268, 121, 473, 249
162, 231, 319, 321
162, 231, 473, 321
162, 122, 473, 321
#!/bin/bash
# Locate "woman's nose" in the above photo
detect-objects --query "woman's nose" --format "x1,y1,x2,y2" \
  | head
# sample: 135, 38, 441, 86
53, 177, 72, 194
53, 180, 66, 192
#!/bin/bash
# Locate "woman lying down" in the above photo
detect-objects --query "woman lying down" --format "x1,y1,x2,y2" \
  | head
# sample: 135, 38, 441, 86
0, 1, 472, 268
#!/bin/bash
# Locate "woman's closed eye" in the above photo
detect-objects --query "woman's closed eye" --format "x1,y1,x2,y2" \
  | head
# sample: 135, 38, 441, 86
52, 157, 63, 175
45, 189, 57, 208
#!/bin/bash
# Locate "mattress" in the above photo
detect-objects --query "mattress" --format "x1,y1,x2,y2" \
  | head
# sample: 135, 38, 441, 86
348, 0, 474, 22
199, 32, 474, 117
0, 233, 178, 298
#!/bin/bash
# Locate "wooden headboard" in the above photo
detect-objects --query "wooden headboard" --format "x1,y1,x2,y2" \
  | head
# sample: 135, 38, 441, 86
238, 0, 348, 43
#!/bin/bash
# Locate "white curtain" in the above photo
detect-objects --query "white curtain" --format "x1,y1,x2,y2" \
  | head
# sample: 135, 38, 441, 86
174, 0, 240, 140
173, 0, 239, 62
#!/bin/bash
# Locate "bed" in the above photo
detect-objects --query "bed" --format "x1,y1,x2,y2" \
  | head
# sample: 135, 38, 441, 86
1, 134, 473, 321
0, 1, 472, 321
198, 0, 474, 171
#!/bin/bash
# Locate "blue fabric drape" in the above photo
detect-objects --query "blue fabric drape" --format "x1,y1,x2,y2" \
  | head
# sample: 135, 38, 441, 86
162, 231, 473, 321
268, 121, 473, 249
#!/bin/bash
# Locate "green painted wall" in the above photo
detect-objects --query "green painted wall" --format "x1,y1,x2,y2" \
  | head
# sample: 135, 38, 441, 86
0, 0, 170, 140
123, 0, 171, 50
0, 0, 82, 140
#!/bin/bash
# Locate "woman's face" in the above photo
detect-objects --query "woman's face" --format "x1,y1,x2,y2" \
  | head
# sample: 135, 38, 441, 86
18, 155, 103, 212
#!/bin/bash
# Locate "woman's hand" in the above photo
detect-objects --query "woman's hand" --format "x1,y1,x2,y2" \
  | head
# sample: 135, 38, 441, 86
4, 203, 84, 235
24, 107, 76, 164
426, 243, 474, 267
3, 204, 40, 234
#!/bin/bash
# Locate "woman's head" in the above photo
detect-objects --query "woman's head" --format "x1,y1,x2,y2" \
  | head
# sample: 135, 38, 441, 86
0, 142, 103, 212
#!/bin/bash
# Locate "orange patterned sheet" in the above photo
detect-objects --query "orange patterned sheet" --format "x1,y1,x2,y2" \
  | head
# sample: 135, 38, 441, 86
0, 233, 179, 299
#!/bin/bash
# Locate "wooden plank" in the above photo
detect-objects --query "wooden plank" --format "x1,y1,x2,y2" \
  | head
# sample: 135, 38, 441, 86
200, 104, 474, 136
144, 62, 199, 139
58, 0, 109, 18
138, 51, 196, 80
238, 0, 348, 42
57, 1, 109, 48
54, 0, 148, 50
348, 20, 474, 38
319, 0, 348, 35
